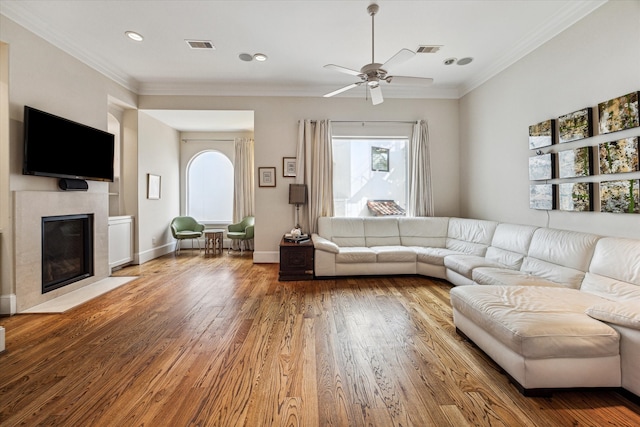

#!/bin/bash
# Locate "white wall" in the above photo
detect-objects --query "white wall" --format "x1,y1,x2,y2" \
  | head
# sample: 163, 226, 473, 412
139, 95, 460, 261
459, 0, 640, 239
137, 112, 180, 262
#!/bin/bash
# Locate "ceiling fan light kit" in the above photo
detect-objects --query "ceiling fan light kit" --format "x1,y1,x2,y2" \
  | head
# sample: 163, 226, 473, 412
323, 2, 434, 105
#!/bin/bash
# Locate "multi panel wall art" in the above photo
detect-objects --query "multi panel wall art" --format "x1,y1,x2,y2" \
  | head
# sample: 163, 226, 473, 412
530, 184, 555, 210
528, 119, 555, 149
598, 92, 639, 135
601, 179, 640, 213
599, 137, 639, 174
558, 147, 592, 179
558, 108, 592, 143
528, 153, 555, 181
559, 182, 593, 212
528, 90, 640, 213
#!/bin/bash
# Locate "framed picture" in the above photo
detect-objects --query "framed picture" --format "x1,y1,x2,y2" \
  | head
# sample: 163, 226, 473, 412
147, 174, 161, 199
371, 147, 389, 172
528, 153, 555, 181
528, 119, 555, 149
601, 179, 640, 213
558, 147, 592, 179
559, 182, 593, 212
598, 91, 640, 135
530, 184, 555, 210
599, 137, 639, 174
258, 167, 276, 187
558, 108, 592, 143
283, 157, 296, 177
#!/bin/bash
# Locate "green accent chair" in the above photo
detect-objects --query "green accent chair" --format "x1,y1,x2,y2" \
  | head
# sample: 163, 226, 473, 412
227, 216, 255, 254
170, 216, 205, 255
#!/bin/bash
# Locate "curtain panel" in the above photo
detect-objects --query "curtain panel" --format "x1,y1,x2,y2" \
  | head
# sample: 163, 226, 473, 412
407, 120, 434, 217
295, 120, 334, 234
232, 137, 255, 249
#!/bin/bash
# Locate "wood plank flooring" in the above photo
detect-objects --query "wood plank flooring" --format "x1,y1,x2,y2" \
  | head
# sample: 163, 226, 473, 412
1, 252, 639, 426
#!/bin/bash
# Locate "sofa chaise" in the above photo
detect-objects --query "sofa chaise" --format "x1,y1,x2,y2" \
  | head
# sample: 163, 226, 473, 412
311, 216, 640, 397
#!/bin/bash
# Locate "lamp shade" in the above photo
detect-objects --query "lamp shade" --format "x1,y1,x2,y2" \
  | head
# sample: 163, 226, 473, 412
289, 184, 307, 205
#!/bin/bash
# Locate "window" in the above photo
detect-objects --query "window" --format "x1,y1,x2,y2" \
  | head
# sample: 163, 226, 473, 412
332, 137, 408, 217
187, 151, 233, 223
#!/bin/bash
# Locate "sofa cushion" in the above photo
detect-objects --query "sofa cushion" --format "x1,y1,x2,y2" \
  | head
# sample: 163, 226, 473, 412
526, 228, 600, 272
364, 218, 401, 247
335, 247, 376, 263
444, 255, 504, 280
581, 273, 640, 302
450, 286, 620, 359
581, 237, 640, 301
398, 217, 449, 247
372, 246, 416, 263
485, 223, 538, 270
472, 267, 566, 287
414, 247, 461, 266
446, 218, 498, 256
586, 301, 640, 330
322, 217, 366, 247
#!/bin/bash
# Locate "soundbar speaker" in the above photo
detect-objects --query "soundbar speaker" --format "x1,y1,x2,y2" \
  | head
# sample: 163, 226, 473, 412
58, 178, 89, 191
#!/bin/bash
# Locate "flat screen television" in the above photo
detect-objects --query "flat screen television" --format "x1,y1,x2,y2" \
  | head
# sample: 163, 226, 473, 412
23, 106, 115, 182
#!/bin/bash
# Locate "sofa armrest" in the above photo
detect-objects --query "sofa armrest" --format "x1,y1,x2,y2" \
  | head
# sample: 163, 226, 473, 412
586, 301, 640, 330
312, 233, 339, 254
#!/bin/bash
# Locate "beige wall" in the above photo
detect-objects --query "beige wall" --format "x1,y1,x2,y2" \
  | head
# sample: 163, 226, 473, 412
138, 95, 461, 261
459, 0, 640, 239
0, 15, 137, 312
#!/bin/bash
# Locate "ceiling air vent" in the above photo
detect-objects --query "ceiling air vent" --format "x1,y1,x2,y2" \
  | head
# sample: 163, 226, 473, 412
185, 40, 215, 50
416, 45, 442, 54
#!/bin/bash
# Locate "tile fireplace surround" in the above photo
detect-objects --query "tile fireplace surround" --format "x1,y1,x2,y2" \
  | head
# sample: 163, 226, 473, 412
14, 190, 109, 312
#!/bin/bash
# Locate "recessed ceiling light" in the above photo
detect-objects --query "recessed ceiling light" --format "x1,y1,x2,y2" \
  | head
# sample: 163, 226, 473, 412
253, 53, 268, 62
239, 53, 253, 62
457, 57, 474, 66
443, 58, 457, 66
125, 31, 144, 42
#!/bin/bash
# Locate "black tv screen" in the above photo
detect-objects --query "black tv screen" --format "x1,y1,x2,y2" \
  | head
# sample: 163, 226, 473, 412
23, 106, 115, 182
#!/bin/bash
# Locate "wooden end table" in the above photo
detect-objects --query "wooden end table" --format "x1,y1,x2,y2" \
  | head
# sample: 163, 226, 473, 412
204, 229, 224, 256
279, 236, 314, 281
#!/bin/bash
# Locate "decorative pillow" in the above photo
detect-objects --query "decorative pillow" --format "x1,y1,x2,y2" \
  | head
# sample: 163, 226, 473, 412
586, 301, 640, 329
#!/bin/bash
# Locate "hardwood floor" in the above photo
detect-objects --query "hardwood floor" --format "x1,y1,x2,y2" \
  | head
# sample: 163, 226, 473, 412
1, 252, 639, 426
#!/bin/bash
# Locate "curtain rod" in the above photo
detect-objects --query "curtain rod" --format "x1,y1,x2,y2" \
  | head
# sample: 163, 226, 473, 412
181, 138, 235, 143
301, 120, 417, 124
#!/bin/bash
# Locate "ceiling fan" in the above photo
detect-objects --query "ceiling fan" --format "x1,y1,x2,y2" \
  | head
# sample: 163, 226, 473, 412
323, 3, 434, 105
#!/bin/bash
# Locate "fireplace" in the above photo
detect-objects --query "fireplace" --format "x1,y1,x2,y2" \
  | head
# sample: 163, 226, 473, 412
42, 214, 94, 293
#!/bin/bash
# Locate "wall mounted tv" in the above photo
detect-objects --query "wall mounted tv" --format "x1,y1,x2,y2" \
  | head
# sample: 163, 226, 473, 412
23, 106, 115, 182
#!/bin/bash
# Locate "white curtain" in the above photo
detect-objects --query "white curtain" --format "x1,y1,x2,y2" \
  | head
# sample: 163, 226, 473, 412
407, 120, 434, 217
295, 120, 334, 234
232, 137, 255, 249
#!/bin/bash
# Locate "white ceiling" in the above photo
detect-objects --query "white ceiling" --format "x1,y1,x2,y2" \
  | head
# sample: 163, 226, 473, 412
1, 0, 607, 131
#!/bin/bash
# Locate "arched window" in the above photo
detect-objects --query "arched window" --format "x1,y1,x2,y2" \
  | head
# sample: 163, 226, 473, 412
187, 151, 234, 223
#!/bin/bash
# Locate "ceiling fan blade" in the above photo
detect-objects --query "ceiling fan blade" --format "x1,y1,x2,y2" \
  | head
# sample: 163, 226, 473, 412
369, 85, 384, 105
381, 48, 415, 71
386, 76, 434, 86
324, 82, 361, 98
324, 64, 363, 77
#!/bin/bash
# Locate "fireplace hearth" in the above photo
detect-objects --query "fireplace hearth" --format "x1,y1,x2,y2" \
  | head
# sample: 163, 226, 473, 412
42, 214, 94, 293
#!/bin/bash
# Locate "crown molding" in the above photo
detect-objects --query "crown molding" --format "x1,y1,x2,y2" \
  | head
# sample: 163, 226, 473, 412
459, 0, 608, 97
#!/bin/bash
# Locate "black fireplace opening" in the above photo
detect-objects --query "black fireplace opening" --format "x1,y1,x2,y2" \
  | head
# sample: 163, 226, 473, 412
42, 214, 94, 293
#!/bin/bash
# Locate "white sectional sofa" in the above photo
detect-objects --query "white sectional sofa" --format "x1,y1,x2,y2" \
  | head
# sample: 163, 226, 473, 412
311, 216, 640, 398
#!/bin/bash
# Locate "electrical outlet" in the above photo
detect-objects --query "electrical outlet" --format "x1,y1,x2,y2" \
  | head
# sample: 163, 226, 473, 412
152, 237, 156, 245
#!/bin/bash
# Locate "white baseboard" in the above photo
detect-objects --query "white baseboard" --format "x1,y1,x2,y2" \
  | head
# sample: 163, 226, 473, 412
0, 293, 16, 315
253, 251, 279, 263
138, 243, 174, 264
